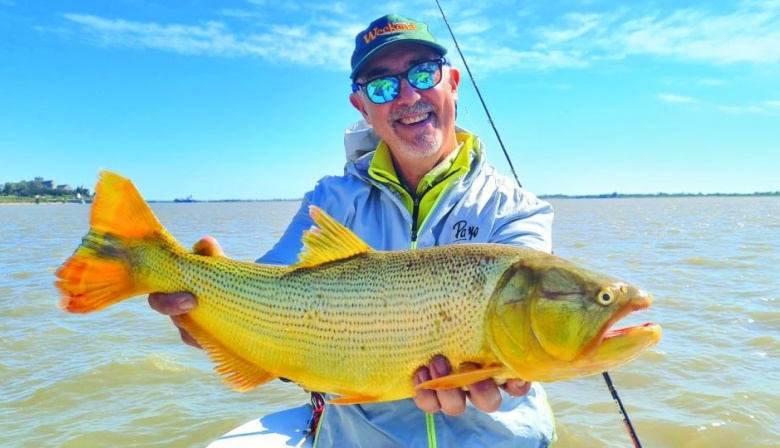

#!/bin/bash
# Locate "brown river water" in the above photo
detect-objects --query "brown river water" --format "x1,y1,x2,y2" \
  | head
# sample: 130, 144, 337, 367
1, 196, 778, 447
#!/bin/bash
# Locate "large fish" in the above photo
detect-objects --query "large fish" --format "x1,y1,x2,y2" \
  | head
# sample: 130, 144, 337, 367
56, 170, 661, 404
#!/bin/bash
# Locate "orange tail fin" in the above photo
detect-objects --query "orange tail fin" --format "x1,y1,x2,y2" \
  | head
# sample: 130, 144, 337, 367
56, 170, 164, 313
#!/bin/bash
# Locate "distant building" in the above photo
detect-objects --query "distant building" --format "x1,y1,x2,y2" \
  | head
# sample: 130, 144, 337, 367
57, 184, 73, 192
42, 180, 56, 190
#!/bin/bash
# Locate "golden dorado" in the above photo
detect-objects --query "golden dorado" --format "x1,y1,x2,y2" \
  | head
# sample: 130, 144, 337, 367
56, 170, 661, 404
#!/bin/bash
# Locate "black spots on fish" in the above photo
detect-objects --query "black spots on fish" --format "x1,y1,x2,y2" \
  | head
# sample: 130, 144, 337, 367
304, 308, 322, 322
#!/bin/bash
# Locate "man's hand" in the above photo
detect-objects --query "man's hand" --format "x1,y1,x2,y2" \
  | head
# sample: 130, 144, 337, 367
413, 355, 531, 416
147, 236, 224, 349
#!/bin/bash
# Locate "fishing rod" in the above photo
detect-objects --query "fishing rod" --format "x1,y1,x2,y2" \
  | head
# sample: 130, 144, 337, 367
432, 1, 643, 447
431, 1, 522, 189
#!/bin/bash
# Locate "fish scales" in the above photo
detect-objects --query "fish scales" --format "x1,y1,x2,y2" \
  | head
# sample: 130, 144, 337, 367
153, 243, 525, 399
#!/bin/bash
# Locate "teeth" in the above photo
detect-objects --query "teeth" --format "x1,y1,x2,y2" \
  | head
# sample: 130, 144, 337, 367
400, 113, 429, 125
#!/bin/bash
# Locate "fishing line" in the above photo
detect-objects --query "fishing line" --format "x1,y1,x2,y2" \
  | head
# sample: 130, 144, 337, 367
432, 0, 522, 188
432, 1, 643, 447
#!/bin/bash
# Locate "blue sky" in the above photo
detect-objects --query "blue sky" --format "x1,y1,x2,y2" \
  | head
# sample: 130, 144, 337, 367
2, 0, 779, 200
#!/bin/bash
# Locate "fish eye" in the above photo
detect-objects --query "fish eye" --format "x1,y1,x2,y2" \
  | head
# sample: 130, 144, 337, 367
597, 289, 613, 306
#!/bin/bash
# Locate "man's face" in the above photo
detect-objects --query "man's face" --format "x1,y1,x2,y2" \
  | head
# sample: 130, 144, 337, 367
350, 43, 460, 161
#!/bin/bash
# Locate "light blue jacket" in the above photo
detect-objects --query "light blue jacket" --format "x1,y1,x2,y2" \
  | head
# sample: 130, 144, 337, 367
258, 122, 556, 447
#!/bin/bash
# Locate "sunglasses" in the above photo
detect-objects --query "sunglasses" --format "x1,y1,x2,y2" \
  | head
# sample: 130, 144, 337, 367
351, 57, 448, 104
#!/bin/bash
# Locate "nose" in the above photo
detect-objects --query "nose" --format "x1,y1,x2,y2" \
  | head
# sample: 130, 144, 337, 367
394, 78, 421, 106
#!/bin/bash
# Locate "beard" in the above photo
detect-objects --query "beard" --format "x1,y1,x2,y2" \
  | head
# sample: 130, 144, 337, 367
397, 127, 442, 159
389, 100, 443, 159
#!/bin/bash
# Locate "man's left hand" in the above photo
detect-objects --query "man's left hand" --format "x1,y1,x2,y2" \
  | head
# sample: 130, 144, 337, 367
412, 355, 531, 416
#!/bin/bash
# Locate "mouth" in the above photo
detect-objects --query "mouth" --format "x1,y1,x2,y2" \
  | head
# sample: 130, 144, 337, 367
594, 322, 662, 364
582, 290, 657, 358
395, 111, 434, 128
587, 291, 661, 367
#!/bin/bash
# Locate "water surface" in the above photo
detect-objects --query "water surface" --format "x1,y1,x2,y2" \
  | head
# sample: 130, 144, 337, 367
1, 197, 777, 447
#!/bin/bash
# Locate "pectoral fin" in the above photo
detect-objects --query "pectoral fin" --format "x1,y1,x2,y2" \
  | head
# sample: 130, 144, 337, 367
415, 365, 508, 390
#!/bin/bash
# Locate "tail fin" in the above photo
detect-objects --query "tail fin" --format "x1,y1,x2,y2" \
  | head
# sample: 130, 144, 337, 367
56, 170, 164, 313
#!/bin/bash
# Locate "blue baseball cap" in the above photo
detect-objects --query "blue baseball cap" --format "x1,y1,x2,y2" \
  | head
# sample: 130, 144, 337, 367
350, 14, 447, 81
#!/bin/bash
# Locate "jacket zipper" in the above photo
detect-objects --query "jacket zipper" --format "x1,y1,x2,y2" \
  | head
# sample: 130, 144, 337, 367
409, 169, 460, 244
411, 195, 421, 243
380, 169, 463, 245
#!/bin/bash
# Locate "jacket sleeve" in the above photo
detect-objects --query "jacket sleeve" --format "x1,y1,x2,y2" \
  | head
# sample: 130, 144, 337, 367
489, 188, 554, 254
255, 192, 317, 266
256, 174, 359, 265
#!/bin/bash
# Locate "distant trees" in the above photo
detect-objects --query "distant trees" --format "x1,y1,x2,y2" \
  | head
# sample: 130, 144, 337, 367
1, 177, 91, 198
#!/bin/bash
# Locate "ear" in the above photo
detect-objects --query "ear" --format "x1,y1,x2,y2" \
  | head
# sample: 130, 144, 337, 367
350, 92, 372, 125
448, 67, 460, 101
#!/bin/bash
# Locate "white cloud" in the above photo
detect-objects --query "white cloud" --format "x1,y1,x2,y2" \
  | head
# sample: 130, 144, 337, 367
716, 104, 765, 114
49, 1, 780, 74
453, 21, 491, 35
613, 5, 780, 64
455, 1, 780, 72
62, 13, 355, 69
217, 9, 267, 21
713, 97, 780, 114
536, 13, 604, 45
657, 93, 695, 103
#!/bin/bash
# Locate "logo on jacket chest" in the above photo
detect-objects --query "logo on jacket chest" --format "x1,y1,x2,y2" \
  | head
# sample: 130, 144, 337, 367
452, 220, 479, 242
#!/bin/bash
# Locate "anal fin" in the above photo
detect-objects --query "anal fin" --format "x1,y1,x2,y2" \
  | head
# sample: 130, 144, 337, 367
179, 315, 276, 392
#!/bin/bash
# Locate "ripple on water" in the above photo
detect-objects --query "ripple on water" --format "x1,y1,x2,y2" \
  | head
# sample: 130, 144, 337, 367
3, 198, 779, 447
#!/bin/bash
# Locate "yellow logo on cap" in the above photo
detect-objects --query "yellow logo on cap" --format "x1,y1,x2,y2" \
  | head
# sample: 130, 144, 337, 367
362, 22, 418, 44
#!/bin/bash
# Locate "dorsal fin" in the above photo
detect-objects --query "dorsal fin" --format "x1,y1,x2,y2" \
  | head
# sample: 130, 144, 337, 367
293, 205, 373, 268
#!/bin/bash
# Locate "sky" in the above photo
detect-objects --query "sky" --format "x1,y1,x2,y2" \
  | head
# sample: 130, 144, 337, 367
1, 0, 779, 200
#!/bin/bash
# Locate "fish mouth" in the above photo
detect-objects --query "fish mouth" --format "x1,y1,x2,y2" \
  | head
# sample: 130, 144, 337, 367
586, 293, 661, 365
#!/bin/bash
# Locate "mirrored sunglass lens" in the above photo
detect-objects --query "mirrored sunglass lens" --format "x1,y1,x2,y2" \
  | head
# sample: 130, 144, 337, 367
408, 61, 440, 89
366, 77, 399, 104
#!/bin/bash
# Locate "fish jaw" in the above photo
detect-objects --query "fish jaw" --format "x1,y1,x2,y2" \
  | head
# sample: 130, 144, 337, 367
578, 286, 655, 360
586, 322, 662, 372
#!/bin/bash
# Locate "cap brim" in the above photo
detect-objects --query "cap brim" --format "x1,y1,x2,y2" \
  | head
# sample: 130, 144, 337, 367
350, 40, 448, 80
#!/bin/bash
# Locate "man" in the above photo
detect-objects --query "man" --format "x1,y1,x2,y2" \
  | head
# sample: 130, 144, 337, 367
150, 14, 556, 447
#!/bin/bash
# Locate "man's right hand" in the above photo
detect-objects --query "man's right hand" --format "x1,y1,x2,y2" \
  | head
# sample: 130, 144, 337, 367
147, 236, 224, 349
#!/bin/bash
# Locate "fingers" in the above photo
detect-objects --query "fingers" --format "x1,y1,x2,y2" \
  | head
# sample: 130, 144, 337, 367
412, 356, 531, 416
171, 316, 202, 349
148, 292, 196, 316
461, 363, 501, 413
147, 237, 216, 351
192, 236, 224, 257
413, 365, 440, 413
148, 292, 201, 349
502, 379, 532, 397
413, 356, 467, 416
430, 356, 467, 415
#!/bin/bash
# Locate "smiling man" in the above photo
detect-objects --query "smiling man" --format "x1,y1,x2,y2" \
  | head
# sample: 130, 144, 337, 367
150, 13, 556, 447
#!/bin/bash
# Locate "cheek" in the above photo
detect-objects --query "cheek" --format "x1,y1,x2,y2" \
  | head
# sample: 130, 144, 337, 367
364, 105, 392, 128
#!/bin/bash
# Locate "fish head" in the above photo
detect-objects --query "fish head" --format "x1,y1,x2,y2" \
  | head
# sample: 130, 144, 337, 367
486, 254, 661, 381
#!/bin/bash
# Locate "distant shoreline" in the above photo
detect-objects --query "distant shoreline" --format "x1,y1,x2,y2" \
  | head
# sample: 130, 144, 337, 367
540, 191, 780, 199
2, 192, 778, 205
